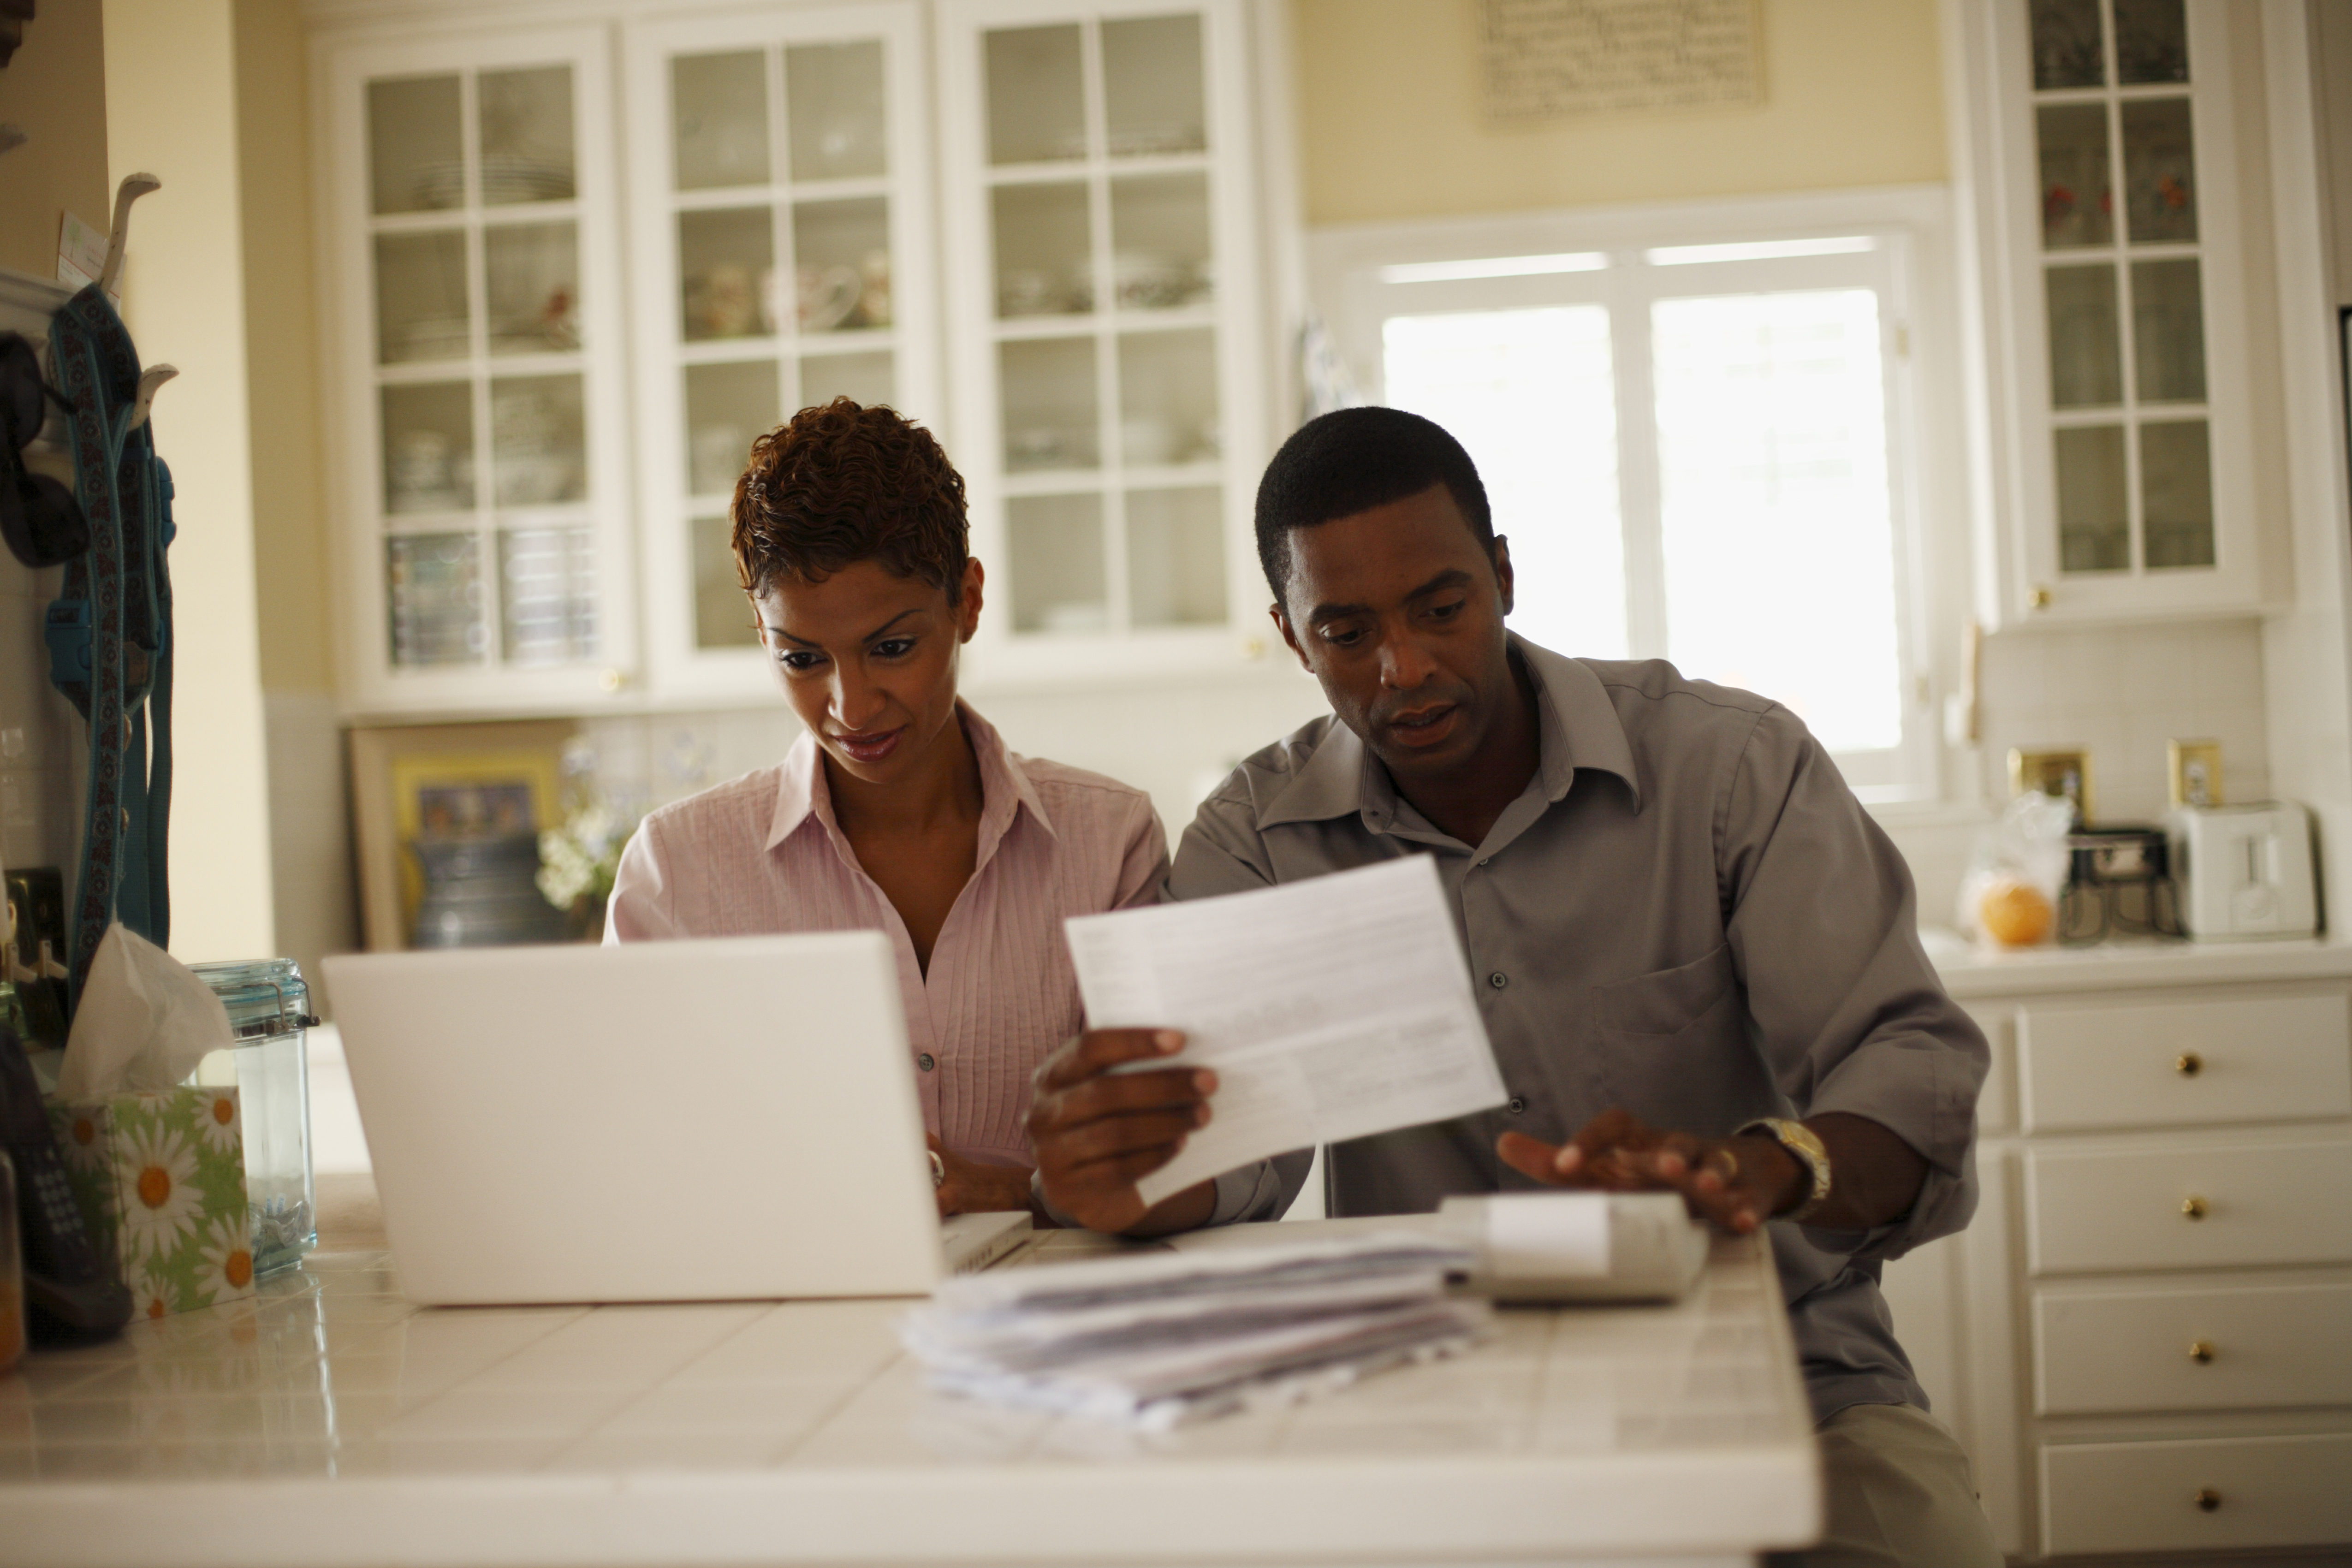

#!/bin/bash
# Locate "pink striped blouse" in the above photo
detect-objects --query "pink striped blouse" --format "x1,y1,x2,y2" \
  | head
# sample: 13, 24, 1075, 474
604, 704, 1167, 1166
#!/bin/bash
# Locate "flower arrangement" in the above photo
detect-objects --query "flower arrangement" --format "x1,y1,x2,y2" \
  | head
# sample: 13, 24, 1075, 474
536, 797, 639, 940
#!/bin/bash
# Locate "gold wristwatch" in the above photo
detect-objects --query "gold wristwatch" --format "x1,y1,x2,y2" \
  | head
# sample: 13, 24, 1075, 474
1737, 1117, 1832, 1223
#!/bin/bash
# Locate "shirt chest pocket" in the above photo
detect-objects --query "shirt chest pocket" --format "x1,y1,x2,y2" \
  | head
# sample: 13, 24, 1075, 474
1587, 944, 1770, 1135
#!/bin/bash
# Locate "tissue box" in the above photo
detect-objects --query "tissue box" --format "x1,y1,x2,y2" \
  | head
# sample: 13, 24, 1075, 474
46, 1086, 257, 1319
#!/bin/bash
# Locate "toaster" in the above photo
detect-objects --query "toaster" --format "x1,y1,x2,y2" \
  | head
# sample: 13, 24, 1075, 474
2165, 802, 2319, 939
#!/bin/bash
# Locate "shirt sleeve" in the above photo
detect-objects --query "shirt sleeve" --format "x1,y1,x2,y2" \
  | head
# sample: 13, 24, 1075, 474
1111, 793, 1171, 910
1720, 705, 1988, 1262
602, 816, 676, 944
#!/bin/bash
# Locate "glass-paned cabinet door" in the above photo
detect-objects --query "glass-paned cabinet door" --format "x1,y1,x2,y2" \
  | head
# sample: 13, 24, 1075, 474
940, 0, 1270, 685
323, 27, 634, 712
2010, 0, 2253, 614
625, 3, 941, 701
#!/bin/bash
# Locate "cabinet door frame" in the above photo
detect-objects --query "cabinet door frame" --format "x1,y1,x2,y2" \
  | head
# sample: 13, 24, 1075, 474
314, 22, 637, 715
1963, 0, 2264, 626
937, 0, 1275, 693
623, 0, 943, 706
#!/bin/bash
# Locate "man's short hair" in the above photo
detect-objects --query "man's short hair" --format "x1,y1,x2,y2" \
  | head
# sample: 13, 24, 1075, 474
731, 398, 968, 597
1253, 406, 1493, 608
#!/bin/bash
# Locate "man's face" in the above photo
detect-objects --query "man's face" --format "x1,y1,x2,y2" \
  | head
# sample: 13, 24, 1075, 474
754, 557, 983, 788
1272, 483, 1517, 786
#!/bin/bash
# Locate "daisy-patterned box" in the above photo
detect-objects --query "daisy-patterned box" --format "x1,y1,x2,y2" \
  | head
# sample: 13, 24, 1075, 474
47, 1086, 257, 1320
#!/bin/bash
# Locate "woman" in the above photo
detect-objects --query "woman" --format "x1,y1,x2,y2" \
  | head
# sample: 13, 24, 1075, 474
606, 399, 1167, 1216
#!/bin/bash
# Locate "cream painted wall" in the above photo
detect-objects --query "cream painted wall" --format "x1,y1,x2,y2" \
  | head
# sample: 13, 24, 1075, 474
103, 0, 277, 962
1289, 0, 1947, 226
0, 0, 109, 279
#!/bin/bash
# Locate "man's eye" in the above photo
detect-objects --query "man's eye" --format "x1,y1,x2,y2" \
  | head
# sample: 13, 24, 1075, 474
1427, 599, 1466, 622
1319, 625, 1366, 648
871, 637, 916, 659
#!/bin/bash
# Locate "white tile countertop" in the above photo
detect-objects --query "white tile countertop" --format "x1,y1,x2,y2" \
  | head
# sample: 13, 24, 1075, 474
1922, 929, 2352, 998
0, 1224, 1817, 1568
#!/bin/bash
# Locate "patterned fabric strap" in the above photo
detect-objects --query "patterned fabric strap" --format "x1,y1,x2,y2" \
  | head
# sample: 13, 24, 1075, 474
47, 284, 172, 1008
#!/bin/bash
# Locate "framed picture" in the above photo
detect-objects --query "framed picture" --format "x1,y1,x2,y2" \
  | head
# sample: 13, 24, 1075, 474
2008, 747, 2095, 825
2168, 739, 2223, 809
348, 721, 575, 951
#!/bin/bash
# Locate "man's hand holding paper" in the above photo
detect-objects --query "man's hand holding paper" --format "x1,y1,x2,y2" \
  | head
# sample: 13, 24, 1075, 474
1030, 856, 1505, 1234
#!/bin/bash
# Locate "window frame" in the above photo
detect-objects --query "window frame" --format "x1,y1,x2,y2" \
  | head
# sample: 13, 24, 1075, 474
1308, 187, 1969, 806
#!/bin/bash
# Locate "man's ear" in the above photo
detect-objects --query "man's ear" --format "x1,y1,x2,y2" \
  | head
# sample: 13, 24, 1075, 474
1270, 602, 1311, 671
956, 557, 986, 643
1491, 535, 1515, 618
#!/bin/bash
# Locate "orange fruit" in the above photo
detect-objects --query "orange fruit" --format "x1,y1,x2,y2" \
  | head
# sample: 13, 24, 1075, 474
1980, 877, 2053, 947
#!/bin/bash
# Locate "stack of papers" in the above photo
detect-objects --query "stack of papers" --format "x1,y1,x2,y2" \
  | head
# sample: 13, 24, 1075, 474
900, 1232, 1487, 1430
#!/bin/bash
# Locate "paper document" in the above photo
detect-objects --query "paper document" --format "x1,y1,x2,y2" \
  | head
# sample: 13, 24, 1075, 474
1063, 855, 1507, 1207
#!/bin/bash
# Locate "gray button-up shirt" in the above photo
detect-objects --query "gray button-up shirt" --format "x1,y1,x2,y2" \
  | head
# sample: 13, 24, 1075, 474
1173, 637, 1987, 1421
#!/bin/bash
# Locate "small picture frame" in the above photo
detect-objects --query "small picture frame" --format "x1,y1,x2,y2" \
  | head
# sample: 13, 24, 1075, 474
2169, 739, 2224, 809
2009, 747, 2095, 825
348, 721, 575, 951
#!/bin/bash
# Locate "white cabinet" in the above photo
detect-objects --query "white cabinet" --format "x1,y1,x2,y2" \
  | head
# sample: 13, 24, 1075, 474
317, 25, 637, 713
1947, 0, 2268, 626
313, 0, 1285, 717
1908, 966, 2352, 1561
622, 2, 943, 704
937, 0, 1275, 689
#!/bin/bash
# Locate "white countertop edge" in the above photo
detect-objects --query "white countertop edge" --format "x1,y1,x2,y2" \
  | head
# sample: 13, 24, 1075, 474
1925, 933, 2352, 998
0, 1446, 1821, 1568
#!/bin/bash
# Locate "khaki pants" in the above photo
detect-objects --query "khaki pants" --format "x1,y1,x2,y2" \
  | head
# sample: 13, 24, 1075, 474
1768, 1402, 2004, 1568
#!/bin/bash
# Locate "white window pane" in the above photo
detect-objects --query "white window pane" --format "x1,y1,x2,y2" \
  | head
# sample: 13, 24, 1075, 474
1652, 289, 1902, 753
1380, 307, 1625, 659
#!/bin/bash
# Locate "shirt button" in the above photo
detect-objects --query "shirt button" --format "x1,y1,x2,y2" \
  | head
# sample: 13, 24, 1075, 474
1508, 1095, 1529, 1114
1488, 971, 1508, 990
917, 1053, 936, 1072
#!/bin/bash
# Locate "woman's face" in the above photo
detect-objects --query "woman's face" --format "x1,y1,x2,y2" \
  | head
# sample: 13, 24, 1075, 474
754, 557, 984, 789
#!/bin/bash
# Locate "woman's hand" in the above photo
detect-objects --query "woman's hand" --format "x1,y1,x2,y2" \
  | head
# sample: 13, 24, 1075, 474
927, 1134, 1036, 1218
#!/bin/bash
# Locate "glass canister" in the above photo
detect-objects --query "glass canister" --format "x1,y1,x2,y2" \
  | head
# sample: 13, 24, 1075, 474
0, 1149, 23, 1372
191, 960, 320, 1277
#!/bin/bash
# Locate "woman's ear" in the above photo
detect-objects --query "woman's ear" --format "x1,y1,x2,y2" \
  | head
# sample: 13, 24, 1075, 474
956, 557, 986, 642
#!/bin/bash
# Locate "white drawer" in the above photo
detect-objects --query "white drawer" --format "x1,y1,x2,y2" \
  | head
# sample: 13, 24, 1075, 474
2042, 1432, 2352, 1556
2034, 1281, 2352, 1414
2025, 1140, 2352, 1275
2019, 992, 2352, 1132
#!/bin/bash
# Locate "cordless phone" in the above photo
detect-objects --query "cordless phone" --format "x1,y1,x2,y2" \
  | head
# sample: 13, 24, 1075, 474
0, 1025, 131, 1342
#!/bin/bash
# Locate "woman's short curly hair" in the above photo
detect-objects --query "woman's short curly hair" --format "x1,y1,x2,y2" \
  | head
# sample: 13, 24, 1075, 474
731, 398, 968, 597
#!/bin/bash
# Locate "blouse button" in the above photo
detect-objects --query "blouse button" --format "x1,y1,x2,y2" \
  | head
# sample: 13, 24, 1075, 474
917, 1053, 936, 1072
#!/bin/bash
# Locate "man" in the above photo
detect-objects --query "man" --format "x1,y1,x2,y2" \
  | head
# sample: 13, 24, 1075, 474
1026, 408, 1999, 1568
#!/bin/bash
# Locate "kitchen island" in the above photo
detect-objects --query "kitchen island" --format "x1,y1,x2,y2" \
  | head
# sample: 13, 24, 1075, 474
0, 1220, 1818, 1568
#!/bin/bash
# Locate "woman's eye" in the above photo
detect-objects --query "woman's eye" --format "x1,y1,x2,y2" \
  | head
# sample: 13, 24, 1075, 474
871, 637, 916, 659
776, 649, 826, 672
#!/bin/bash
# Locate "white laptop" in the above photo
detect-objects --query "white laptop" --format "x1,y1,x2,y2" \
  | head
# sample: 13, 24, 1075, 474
322, 932, 1032, 1306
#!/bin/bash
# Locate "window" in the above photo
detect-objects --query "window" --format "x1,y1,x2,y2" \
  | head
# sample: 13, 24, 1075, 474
1332, 225, 1931, 798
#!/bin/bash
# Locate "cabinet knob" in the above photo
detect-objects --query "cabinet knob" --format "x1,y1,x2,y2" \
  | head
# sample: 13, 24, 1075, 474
1238, 635, 1265, 660
2029, 585, 2053, 609
2181, 1194, 2209, 1220
600, 667, 627, 694
2194, 1488, 2221, 1513
2175, 1051, 2203, 1077
2188, 1339, 2215, 1364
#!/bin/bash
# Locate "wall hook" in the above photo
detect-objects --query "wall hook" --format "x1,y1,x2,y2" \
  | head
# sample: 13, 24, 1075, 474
124, 364, 177, 434
98, 172, 162, 298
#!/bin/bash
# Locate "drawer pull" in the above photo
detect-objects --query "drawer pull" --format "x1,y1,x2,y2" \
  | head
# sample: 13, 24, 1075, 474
2181, 1195, 2210, 1220
2188, 1339, 2215, 1364
2175, 1051, 2204, 1077
2194, 1487, 2221, 1513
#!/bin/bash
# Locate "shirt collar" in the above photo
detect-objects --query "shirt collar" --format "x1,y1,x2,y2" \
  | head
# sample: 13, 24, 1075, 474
765, 700, 1056, 853
1254, 633, 1642, 832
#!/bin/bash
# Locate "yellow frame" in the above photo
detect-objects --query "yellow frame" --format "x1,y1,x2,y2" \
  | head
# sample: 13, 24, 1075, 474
2008, 747, 2095, 824
2168, 739, 2223, 809
348, 722, 575, 951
